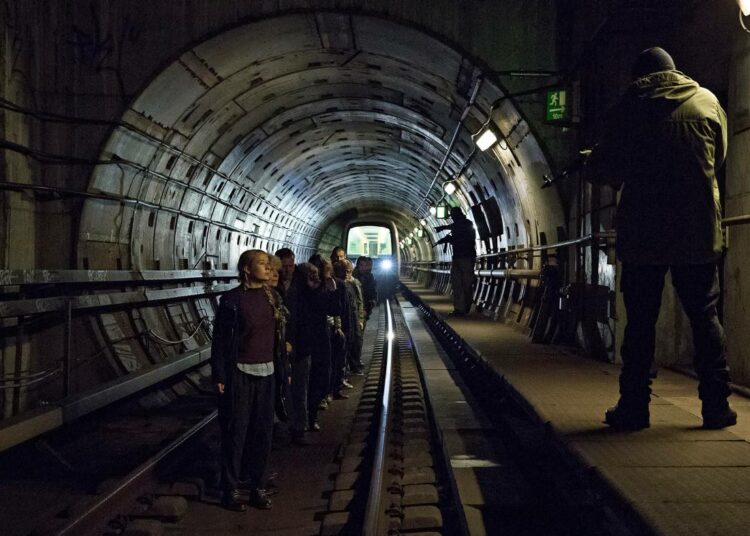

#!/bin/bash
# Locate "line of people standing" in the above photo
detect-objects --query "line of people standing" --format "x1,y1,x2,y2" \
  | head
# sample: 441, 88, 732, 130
210, 246, 377, 511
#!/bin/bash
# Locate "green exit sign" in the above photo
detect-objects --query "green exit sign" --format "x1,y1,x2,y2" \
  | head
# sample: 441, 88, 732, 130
546, 89, 568, 121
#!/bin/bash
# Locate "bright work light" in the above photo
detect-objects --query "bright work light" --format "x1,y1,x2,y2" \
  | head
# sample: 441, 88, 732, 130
419, 218, 426, 226
475, 128, 498, 151
381, 259, 393, 271
740, 0, 750, 16
429, 206, 437, 216
443, 182, 456, 195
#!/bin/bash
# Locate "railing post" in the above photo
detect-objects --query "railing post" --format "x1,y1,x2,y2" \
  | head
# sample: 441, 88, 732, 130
63, 299, 72, 397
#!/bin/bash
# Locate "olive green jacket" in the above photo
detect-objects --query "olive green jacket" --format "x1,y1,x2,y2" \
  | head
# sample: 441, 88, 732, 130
587, 70, 727, 265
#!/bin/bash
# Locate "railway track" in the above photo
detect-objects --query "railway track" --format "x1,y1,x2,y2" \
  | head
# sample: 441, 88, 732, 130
3, 292, 636, 536
320, 298, 465, 535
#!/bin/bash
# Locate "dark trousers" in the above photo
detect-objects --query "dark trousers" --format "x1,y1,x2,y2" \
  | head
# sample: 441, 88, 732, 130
619, 263, 731, 410
347, 330, 363, 372
307, 334, 331, 424
451, 257, 476, 313
330, 331, 347, 394
219, 369, 275, 493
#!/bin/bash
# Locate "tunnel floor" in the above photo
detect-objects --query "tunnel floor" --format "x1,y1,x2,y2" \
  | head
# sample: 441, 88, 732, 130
403, 280, 750, 536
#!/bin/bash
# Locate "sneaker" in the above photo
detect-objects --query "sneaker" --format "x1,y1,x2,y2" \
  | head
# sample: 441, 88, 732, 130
247, 488, 272, 510
309, 420, 320, 431
702, 406, 738, 429
319, 399, 329, 410
604, 404, 650, 431
264, 482, 279, 497
342, 380, 354, 389
222, 489, 247, 512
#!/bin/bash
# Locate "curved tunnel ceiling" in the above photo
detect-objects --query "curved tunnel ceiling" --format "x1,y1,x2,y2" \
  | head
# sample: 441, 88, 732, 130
78, 12, 563, 269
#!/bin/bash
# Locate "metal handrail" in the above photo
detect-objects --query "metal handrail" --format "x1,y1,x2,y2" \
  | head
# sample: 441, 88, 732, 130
0, 344, 212, 453
0, 283, 236, 319
408, 215, 750, 265
408, 265, 540, 279
722, 214, 750, 227
363, 299, 394, 536
476, 231, 616, 260
0, 268, 237, 287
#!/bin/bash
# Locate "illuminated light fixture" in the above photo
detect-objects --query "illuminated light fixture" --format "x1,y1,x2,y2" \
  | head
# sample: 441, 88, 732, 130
436, 204, 449, 219
419, 218, 426, 226
429, 206, 437, 216
475, 128, 498, 151
740, 0, 750, 16
381, 259, 393, 271
414, 226, 420, 233
416, 228, 424, 238
443, 181, 457, 195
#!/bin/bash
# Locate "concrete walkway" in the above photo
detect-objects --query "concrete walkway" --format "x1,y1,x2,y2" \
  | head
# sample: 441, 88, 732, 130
404, 281, 750, 536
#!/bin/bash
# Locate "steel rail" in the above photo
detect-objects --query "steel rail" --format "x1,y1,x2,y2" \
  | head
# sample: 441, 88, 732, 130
54, 409, 218, 536
362, 298, 394, 536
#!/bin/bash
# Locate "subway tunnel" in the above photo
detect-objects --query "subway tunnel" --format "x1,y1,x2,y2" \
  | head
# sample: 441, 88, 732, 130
2, 2, 750, 535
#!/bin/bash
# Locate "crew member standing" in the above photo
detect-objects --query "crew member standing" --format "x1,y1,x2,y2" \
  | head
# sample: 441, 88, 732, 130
435, 207, 477, 316
586, 47, 735, 430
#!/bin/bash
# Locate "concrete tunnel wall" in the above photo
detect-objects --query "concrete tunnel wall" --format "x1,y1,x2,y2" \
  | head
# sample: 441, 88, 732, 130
78, 12, 564, 272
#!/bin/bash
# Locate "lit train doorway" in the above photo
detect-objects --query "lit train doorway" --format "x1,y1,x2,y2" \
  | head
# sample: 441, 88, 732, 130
346, 224, 398, 300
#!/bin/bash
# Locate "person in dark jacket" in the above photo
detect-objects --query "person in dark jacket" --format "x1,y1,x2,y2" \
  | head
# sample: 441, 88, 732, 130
304, 255, 336, 429
435, 206, 477, 316
287, 262, 319, 445
336, 258, 365, 375
354, 256, 378, 321
211, 249, 279, 511
275, 247, 300, 353
586, 47, 735, 431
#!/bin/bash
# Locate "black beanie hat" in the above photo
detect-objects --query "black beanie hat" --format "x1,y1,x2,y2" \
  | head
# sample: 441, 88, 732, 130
632, 47, 676, 79
450, 207, 465, 220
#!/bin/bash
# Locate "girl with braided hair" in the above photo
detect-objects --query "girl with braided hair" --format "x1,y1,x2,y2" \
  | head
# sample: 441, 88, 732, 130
211, 249, 281, 511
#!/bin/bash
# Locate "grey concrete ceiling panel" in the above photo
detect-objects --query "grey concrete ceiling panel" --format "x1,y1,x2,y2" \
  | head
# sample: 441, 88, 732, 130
192, 16, 321, 78
131, 62, 209, 127
351, 16, 462, 88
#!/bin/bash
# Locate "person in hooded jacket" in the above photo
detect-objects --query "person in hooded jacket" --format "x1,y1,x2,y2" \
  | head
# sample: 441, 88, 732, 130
435, 207, 477, 316
586, 47, 735, 431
